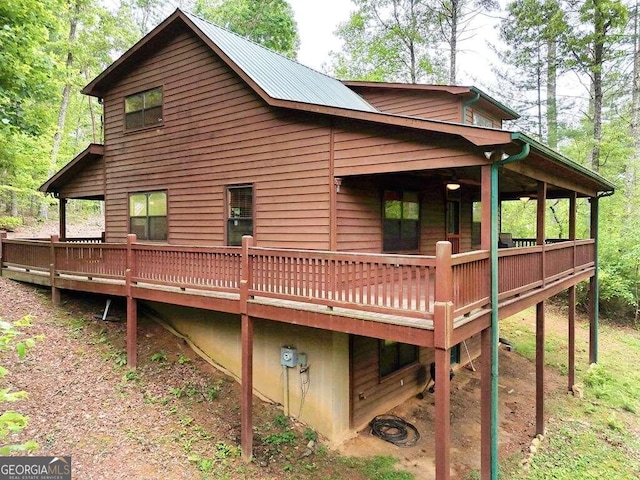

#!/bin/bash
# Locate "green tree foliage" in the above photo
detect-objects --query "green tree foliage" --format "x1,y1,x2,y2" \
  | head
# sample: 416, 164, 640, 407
562, 0, 629, 172
0, 0, 62, 134
329, 0, 446, 83
497, 0, 567, 146
0, 0, 64, 216
433, 0, 498, 84
193, 0, 299, 58
0, 316, 39, 454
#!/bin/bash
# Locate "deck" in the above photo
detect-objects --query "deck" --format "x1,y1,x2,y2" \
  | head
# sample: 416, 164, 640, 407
0, 233, 595, 348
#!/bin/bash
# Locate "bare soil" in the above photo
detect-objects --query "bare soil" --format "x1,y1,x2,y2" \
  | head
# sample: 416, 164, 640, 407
0, 219, 571, 479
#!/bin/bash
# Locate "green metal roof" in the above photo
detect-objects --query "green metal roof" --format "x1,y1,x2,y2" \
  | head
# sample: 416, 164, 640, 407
183, 11, 377, 113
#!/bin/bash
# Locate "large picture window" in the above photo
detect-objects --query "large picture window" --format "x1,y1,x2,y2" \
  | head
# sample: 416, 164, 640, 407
125, 88, 163, 130
379, 340, 418, 377
383, 189, 420, 251
129, 191, 167, 241
227, 185, 253, 246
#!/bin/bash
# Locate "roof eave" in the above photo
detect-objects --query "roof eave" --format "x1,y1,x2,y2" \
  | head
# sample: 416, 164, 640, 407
269, 98, 513, 147
39, 144, 105, 194
82, 9, 184, 97
470, 87, 520, 120
510, 132, 616, 193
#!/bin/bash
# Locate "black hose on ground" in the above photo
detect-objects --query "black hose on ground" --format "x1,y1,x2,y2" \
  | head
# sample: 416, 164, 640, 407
369, 414, 420, 447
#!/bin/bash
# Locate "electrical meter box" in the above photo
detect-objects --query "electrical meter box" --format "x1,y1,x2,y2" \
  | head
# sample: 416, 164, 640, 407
280, 347, 298, 368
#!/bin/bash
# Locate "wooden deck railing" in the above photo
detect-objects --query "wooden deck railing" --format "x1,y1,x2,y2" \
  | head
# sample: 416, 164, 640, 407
249, 246, 436, 319
0, 234, 595, 330
132, 243, 242, 293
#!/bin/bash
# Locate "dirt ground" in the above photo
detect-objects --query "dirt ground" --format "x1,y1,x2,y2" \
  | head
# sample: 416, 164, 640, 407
0, 218, 570, 479
0, 277, 570, 480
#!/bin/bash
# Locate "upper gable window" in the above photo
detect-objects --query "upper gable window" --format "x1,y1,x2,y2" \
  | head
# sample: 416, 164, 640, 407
125, 88, 163, 130
472, 112, 493, 128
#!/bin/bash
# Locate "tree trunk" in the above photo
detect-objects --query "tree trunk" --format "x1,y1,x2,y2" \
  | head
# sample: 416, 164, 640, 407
630, 1, 640, 216
84, 68, 99, 144
11, 189, 18, 217
449, 0, 458, 84
591, 3, 605, 173
546, 37, 558, 149
40, 0, 80, 220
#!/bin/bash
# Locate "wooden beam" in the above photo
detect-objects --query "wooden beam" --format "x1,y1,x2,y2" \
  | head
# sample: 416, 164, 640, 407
241, 313, 254, 462
568, 286, 576, 392
505, 161, 600, 197
536, 301, 545, 435
126, 234, 137, 368
247, 302, 435, 347
50, 235, 60, 305
434, 347, 451, 480
126, 276, 137, 369
481, 165, 492, 251
59, 198, 67, 241
480, 327, 492, 480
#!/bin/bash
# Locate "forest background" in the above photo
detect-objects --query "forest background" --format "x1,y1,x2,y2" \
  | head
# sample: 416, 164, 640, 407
1, 0, 639, 325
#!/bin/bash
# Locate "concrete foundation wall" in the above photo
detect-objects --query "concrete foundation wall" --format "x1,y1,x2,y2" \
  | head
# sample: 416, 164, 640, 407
145, 302, 351, 442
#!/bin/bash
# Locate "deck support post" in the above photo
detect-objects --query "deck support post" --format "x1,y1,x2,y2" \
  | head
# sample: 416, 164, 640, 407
0, 231, 5, 275
240, 236, 254, 462
535, 301, 545, 435
434, 241, 453, 480
126, 285, 137, 368
568, 286, 576, 391
126, 234, 137, 368
50, 235, 60, 305
589, 196, 599, 364
480, 326, 492, 480
59, 197, 67, 241
241, 313, 254, 462
434, 346, 451, 480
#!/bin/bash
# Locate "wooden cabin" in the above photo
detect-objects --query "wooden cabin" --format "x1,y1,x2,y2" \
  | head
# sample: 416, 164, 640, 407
0, 9, 614, 480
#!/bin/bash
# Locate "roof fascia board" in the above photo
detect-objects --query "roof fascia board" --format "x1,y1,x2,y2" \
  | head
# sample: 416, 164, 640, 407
469, 87, 519, 120
344, 81, 519, 120
511, 132, 616, 193
83, 9, 184, 97
268, 97, 513, 147
40, 143, 104, 193
343, 81, 469, 95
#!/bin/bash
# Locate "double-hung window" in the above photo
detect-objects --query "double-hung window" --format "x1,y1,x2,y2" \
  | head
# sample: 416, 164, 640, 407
383, 189, 420, 251
124, 88, 163, 130
129, 191, 167, 241
379, 340, 418, 377
227, 185, 253, 246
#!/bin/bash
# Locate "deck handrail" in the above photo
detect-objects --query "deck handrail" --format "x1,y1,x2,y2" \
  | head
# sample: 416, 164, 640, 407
0, 235, 595, 333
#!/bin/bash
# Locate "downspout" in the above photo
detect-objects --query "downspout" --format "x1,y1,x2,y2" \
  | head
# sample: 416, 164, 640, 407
591, 190, 613, 363
490, 142, 530, 479
462, 91, 481, 124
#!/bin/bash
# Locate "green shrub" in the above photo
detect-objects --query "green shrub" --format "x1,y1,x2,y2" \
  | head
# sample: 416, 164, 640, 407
0, 216, 23, 231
